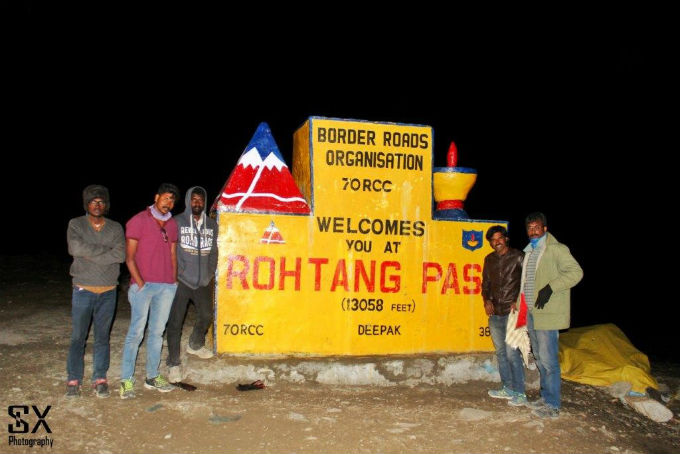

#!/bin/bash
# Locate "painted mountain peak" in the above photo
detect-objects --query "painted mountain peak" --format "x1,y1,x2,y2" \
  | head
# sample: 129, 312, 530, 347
215, 122, 311, 214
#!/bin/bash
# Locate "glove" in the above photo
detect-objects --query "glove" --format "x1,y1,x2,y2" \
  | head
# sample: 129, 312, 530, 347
534, 284, 553, 309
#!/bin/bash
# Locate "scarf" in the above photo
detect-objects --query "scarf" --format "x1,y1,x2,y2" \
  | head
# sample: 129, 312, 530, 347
149, 204, 172, 222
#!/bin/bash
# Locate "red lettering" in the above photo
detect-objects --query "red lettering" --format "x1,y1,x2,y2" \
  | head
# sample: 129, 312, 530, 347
441, 263, 460, 294
253, 256, 275, 290
279, 257, 301, 290
308, 257, 329, 291
354, 260, 376, 292
380, 261, 401, 293
421, 262, 442, 293
463, 263, 482, 294
331, 259, 349, 291
226, 255, 249, 289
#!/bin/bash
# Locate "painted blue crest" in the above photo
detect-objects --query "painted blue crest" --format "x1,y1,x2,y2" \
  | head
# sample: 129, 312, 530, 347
462, 230, 484, 251
244, 122, 286, 161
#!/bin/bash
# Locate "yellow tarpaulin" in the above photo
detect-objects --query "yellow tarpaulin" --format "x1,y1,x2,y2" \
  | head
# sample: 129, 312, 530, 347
559, 323, 658, 394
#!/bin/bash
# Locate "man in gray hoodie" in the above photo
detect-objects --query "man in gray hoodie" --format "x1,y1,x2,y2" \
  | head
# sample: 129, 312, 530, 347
66, 185, 125, 398
166, 186, 218, 382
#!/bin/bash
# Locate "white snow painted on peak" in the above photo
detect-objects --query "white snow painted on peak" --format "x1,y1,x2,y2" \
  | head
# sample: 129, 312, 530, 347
238, 147, 287, 170
262, 152, 287, 170
237, 147, 263, 169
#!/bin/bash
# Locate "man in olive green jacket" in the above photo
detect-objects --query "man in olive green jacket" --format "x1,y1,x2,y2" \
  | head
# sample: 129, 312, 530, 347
519, 212, 583, 419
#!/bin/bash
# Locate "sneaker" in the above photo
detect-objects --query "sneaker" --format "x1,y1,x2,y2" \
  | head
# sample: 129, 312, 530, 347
186, 345, 214, 359
488, 386, 514, 399
168, 366, 182, 383
144, 375, 175, 392
93, 379, 110, 398
65, 380, 80, 398
119, 378, 135, 399
526, 397, 546, 410
508, 393, 528, 406
532, 406, 560, 419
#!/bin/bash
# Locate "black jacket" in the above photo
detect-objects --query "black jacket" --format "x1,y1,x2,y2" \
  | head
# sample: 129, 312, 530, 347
481, 248, 524, 316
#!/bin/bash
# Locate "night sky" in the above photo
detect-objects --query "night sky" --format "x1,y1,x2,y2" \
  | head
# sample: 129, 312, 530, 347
4, 10, 670, 359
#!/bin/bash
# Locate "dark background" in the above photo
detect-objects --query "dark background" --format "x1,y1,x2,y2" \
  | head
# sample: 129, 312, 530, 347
2, 6, 671, 359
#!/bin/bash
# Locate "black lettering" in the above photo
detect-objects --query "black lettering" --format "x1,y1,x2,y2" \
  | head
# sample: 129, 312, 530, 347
350, 179, 360, 191
347, 218, 357, 234
367, 130, 376, 146
335, 150, 344, 165
399, 220, 411, 236
31, 405, 51, 434
383, 131, 392, 146
357, 324, 402, 335
316, 217, 332, 232
419, 133, 429, 149
376, 152, 385, 168
332, 217, 344, 233
413, 221, 425, 237
8, 406, 29, 434
385, 220, 399, 235
358, 218, 371, 234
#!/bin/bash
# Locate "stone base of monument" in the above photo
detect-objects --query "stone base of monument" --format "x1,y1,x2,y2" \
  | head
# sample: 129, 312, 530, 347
176, 352, 540, 390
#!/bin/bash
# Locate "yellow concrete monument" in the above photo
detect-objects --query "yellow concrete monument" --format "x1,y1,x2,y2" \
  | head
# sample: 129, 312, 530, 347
212, 117, 505, 355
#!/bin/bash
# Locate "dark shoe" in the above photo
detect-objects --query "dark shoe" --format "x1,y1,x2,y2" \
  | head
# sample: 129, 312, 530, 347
65, 380, 80, 398
532, 406, 560, 419
144, 375, 175, 392
508, 393, 528, 406
93, 379, 110, 398
526, 397, 546, 410
487, 386, 513, 399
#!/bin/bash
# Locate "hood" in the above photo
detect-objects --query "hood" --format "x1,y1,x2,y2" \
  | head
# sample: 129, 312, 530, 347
184, 186, 208, 217
82, 184, 110, 213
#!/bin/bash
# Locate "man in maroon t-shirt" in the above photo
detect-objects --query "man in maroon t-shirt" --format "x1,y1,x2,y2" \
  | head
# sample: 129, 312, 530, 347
119, 183, 180, 399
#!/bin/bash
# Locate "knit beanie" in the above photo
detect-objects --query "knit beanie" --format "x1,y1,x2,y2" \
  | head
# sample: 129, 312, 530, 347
83, 184, 110, 212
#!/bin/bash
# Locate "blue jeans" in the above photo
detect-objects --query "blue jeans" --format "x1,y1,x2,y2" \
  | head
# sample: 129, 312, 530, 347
527, 311, 561, 409
66, 287, 117, 384
121, 282, 177, 381
489, 314, 525, 394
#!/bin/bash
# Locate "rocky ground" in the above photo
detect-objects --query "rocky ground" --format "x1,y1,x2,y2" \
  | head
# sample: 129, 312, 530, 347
1, 255, 679, 454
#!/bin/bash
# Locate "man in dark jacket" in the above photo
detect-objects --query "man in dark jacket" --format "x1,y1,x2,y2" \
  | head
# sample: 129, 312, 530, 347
66, 185, 125, 398
482, 225, 526, 406
166, 186, 218, 382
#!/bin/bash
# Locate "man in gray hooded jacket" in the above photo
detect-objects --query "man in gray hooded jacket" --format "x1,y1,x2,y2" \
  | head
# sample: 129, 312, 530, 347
166, 186, 218, 382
